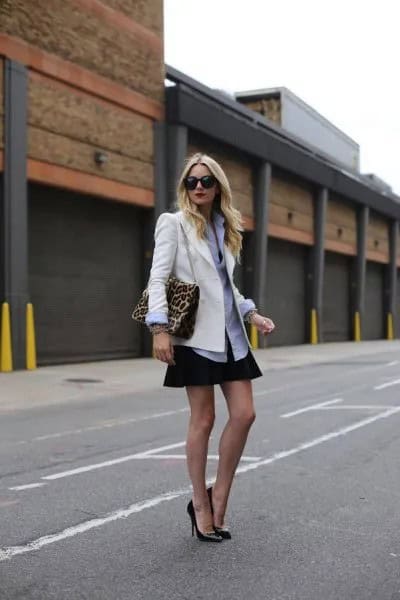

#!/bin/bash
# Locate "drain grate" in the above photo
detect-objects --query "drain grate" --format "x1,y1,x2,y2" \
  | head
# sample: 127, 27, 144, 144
64, 378, 103, 384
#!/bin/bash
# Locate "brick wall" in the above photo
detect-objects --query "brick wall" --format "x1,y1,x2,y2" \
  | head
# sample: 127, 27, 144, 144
0, 0, 164, 204
0, 58, 3, 149
103, 0, 163, 34
269, 174, 314, 245
325, 196, 357, 255
367, 212, 389, 263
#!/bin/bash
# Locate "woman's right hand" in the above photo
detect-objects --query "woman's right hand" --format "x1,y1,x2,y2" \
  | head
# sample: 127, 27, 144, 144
153, 332, 175, 365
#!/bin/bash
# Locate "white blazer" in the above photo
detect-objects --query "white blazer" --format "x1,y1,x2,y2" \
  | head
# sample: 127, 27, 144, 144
147, 211, 251, 351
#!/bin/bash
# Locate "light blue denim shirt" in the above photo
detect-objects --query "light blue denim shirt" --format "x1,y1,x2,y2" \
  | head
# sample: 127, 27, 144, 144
146, 212, 255, 363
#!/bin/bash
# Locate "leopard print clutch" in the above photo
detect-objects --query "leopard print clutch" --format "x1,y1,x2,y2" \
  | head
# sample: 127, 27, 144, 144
132, 276, 200, 339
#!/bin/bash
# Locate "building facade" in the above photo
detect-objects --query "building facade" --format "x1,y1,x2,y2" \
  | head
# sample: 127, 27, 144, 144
0, 0, 164, 366
1, 1, 399, 368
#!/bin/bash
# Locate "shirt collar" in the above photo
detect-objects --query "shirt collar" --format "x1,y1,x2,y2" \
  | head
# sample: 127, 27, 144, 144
212, 211, 225, 228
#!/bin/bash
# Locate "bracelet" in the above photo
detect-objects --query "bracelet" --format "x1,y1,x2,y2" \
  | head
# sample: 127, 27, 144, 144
244, 309, 258, 324
148, 324, 169, 335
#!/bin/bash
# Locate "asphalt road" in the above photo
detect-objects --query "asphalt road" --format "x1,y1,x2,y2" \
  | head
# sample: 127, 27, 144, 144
1, 344, 400, 600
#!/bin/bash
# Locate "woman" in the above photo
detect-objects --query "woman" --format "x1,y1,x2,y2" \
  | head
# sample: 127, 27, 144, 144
145, 153, 275, 542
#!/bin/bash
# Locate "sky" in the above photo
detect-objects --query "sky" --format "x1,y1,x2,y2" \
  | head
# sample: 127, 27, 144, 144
164, 0, 400, 195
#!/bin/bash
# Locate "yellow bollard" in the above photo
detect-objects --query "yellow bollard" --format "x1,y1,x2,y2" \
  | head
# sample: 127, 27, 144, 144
0, 302, 13, 372
26, 303, 37, 370
250, 324, 258, 350
387, 312, 394, 341
354, 311, 361, 342
310, 309, 318, 344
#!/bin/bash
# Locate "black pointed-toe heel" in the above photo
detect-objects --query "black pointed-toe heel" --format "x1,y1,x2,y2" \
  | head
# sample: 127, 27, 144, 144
207, 487, 232, 540
187, 500, 222, 542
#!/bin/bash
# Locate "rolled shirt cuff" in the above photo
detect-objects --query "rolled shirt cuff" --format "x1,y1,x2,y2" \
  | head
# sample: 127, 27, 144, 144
239, 299, 256, 319
145, 311, 169, 326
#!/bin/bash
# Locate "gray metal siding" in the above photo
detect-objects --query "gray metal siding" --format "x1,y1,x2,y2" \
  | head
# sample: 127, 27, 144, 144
281, 89, 360, 171
397, 270, 400, 338
264, 238, 307, 346
29, 185, 143, 364
322, 252, 351, 342
364, 261, 384, 340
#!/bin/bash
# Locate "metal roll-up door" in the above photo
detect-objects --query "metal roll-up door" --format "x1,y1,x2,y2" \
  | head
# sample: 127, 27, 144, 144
29, 185, 143, 364
396, 269, 400, 338
364, 261, 384, 340
322, 252, 351, 342
264, 238, 307, 346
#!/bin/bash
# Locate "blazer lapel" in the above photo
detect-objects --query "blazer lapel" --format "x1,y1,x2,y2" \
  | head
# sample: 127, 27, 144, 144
179, 213, 215, 269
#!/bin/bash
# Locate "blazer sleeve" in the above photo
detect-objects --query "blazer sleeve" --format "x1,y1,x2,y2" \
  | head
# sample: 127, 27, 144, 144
145, 212, 178, 324
231, 282, 256, 319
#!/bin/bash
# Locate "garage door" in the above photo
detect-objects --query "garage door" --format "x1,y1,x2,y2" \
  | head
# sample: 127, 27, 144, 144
29, 185, 144, 364
322, 252, 351, 342
264, 238, 307, 346
364, 261, 384, 340
396, 269, 400, 338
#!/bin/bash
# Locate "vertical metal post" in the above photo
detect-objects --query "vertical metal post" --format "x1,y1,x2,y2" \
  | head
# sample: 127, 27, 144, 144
153, 121, 168, 220
1, 60, 28, 369
167, 124, 188, 209
354, 206, 369, 341
386, 220, 398, 339
310, 187, 327, 343
251, 161, 271, 349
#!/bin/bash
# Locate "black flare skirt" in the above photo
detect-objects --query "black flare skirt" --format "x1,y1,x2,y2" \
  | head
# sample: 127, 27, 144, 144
163, 340, 262, 388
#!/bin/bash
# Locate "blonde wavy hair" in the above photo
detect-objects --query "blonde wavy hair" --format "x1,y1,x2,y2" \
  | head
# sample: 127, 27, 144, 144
176, 153, 243, 258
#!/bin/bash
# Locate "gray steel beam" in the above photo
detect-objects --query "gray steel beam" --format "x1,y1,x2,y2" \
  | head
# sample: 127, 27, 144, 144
251, 162, 271, 349
252, 162, 271, 314
153, 121, 169, 220
354, 206, 369, 339
311, 187, 327, 342
1, 60, 28, 369
166, 124, 188, 210
387, 220, 398, 335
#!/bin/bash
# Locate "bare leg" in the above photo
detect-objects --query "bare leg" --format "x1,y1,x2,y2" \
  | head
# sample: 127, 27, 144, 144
212, 380, 256, 527
185, 385, 215, 533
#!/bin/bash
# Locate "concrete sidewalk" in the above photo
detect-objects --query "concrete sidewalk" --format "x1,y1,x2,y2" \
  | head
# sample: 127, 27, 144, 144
1, 340, 399, 413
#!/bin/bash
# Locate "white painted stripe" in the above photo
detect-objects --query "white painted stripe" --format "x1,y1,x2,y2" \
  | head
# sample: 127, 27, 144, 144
1, 406, 400, 562
3, 405, 400, 561
136, 441, 186, 457
8, 483, 46, 491
41, 441, 186, 480
33, 409, 189, 442
374, 379, 400, 391
320, 404, 397, 411
280, 398, 343, 418
253, 358, 400, 399
139, 454, 261, 462
0, 488, 188, 562
387, 361, 399, 367
234, 406, 400, 476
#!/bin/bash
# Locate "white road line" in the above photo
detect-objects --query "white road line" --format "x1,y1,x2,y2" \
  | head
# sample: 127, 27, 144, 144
0, 488, 188, 562
136, 441, 186, 457
138, 454, 261, 462
320, 405, 398, 411
8, 451, 258, 492
280, 398, 343, 418
2, 405, 399, 562
41, 441, 186, 480
8, 483, 47, 491
387, 361, 399, 367
234, 405, 400, 476
374, 379, 400, 391
8, 409, 189, 446
253, 358, 400, 398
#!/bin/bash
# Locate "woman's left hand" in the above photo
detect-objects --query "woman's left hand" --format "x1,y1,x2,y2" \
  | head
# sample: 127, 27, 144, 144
251, 313, 275, 335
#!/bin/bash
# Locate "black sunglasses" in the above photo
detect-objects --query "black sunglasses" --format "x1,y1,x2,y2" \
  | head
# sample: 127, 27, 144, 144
184, 175, 217, 191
